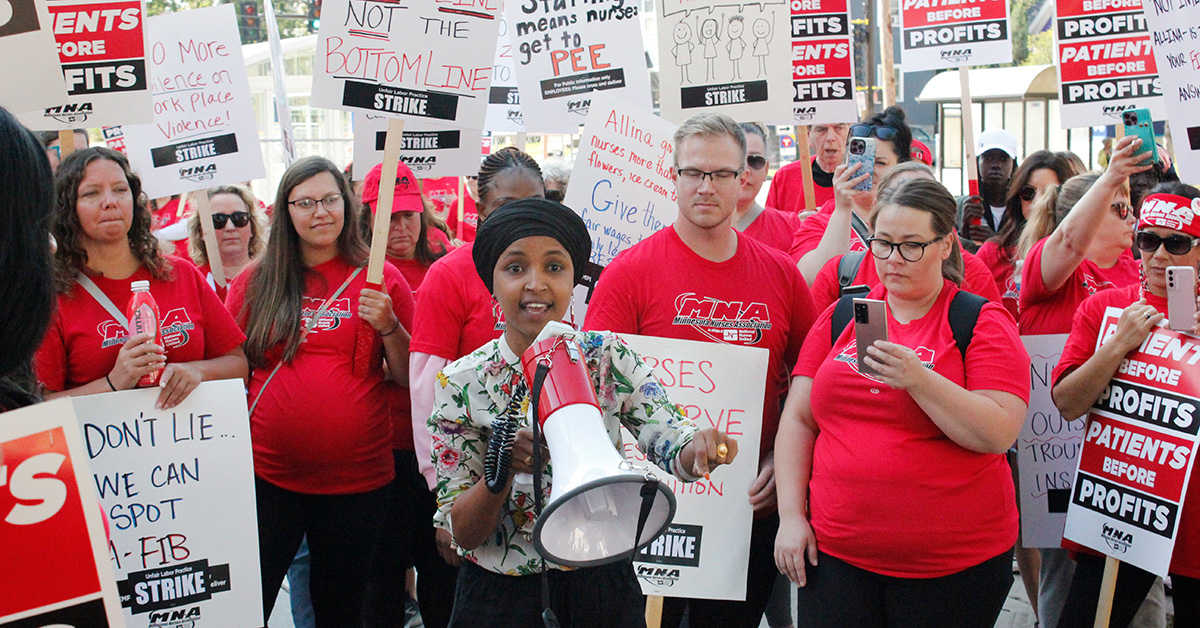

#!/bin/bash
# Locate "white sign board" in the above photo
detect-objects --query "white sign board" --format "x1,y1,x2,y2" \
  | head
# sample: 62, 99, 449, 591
898, 0, 1012, 72
1140, 0, 1200, 182
1018, 334, 1088, 548
18, 0, 153, 130
485, 12, 523, 133
120, 4, 264, 198
788, 0, 857, 124
620, 334, 766, 601
264, 0, 296, 166
655, 0, 793, 124
73, 380, 262, 627
352, 112, 483, 179
310, 0, 501, 127
505, 0, 651, 133
0, 0, 69, 113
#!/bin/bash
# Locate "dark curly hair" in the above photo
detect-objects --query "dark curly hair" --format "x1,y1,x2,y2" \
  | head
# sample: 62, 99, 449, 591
51, 147, 171, 293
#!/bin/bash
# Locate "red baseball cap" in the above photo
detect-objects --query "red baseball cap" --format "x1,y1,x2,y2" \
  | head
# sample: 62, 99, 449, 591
910, 139, 933, 166
361, 162, 423, 213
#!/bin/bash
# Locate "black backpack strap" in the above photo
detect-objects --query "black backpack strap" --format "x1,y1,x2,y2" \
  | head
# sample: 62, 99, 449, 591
948, 290, 988, 362
850, 212, 871, 246
831, 294, 856, 347
837, 250, 867, 292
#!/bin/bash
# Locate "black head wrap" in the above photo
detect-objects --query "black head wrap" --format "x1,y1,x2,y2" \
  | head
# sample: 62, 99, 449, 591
472, 198, 591, 293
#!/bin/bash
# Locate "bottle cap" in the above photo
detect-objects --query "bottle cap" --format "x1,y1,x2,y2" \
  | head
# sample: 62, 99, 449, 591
131, 280, 150, 292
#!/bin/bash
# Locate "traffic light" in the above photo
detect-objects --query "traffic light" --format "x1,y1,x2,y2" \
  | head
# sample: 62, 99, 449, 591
238, 1, 262, 41
307, 0, 322, 33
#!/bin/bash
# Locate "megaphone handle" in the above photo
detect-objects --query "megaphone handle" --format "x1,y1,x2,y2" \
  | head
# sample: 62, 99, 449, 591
529, 361, 560, 628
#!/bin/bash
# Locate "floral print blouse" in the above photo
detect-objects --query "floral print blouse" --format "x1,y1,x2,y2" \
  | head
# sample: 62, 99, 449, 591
430, 329, 699, 575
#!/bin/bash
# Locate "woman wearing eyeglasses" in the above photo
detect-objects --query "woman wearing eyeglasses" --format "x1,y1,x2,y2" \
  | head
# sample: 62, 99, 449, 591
974, 151, 1084, 319
734, 122, 798, 253
185, 184, 265, 301
225, 156, 416, 627
1049, 183, 1200, 628
775, 178, 1030, 627
1018, 136, 1152, 336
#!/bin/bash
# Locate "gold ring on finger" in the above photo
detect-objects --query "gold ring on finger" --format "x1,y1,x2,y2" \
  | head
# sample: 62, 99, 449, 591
717, 443, 729, 458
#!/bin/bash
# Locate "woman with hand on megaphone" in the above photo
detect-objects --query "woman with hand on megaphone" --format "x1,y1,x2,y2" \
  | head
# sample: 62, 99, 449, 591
429, 198, 737, 628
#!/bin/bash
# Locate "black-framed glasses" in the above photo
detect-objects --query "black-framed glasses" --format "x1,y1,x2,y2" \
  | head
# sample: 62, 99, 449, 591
1018, 185, 1037, 202
747, 155, 768, 170
1112, 202, 1134, 221
675, 167, 743, 183
850, 124, 898, 141
212, 211, 251, 229
1136, 231, 1200, 255
867, 236, 944, 262
289, 193, 344, 214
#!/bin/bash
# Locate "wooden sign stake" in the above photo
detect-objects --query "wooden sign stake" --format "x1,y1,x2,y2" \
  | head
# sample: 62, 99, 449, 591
645, 595, 664, 628
515, 132, 528, 152
58, 129, 77, 158
1093, 556, 1120, 628
193, 190, 227, 287
959, 67, 979, 196
796, 125, 817, 213
880, 0, 896, 108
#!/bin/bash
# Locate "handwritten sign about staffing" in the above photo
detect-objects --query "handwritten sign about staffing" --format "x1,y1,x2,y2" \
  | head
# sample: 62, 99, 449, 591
310, 0, 501, 126
618, 334, 766, 601
898, 0, 1011, 72
72, 380, 262, 628
1140, 0, 1200, 181
0, 0, 70, 113
485, 11, 523, 132
0, 399, 124, 627
119, 4, 264, 199
352, 112, 484, 179
504, 0, 651, 133
655, 0, 792, 124
1054, 0, 1164, 129
788, 0, 856, 124
17, 0, 152, 131
1018, 335, 1088, 548
1063, 308, 1200, 576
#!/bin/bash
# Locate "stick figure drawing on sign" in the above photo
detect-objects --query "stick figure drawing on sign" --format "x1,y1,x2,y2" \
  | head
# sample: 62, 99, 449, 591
672, 19, 695, 84
727, 14, 746, 80
752, 13, 773, 77
699, 15, 722, 82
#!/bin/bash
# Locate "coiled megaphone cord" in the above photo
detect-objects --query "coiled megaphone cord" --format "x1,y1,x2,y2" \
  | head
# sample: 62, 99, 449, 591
530, 361, 560, 628
484, 383, 527, 493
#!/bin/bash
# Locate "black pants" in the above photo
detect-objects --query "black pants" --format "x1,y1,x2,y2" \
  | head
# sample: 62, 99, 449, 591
660, 512, 780, 628
1056, 554, 1199, 628
448, 559, 646, 628
363, 450, 459, 628
256, 476, 390, 628
795, 549, 1013, 628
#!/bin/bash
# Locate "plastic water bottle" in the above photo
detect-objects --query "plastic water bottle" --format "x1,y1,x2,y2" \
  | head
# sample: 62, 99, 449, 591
126, 280, 162, 387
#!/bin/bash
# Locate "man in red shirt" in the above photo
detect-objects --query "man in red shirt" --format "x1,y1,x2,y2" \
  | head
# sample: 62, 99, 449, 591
585, 113, 816, 628
765, 122, 848, 214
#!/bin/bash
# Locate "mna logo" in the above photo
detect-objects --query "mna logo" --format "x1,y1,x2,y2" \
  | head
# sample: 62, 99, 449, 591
793, 106, 816, 121
149, 605, 200, 628
179, 164, 216, 183
567, 99, 591, 116
1102, 523, 1133, 553
940, 49, 972, 64
1102, 104, 1136, 120
400, 155, 436, 172
636, 565, 681, 587
507, 109, 524, 123
45, 102, 94, 124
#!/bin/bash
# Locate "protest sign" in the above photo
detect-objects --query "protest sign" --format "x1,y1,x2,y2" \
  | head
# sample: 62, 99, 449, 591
0, 0, 69, 113
264, 0, 296, 166
71, 379, 261, 627
352, 112, 484, 178
1055, 0, 1164, 129
619, 334, 766, 601
119, 4, 264, 198
0, 399, 124, 627
656, 0, 792, 124
1019, 335, 1088, 548
1140, 0, 1200, 181
504, 0, 651, 133
788, 0, 856, 124
1063, 308, 1200, 576
309, 0, 501, 127
485, 11, 523, 132
898, 0, 1010, 72
17, 0, 152, 131
103, 125, 127, 153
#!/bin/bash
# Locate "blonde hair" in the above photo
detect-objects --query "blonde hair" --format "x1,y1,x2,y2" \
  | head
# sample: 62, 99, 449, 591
187, 184, 265, 267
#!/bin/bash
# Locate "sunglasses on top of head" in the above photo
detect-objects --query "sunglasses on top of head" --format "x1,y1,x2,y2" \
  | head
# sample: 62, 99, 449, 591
849, 124, 898, 141
212, 211, 251, 229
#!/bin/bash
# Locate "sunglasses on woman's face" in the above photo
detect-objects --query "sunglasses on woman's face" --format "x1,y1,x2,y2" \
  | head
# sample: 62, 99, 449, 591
747, 154, 768, 170
1136, 231, 1200, 255
849, 124, 898, 141
212, 211, 251, 229
1111, 202, 1134, 221
1018, 185, 1037, 202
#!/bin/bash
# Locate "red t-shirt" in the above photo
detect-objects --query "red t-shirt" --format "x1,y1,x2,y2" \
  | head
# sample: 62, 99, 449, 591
1051, 285, 1200, 578
422, 177, 478, 242
1019, 238, 1140, 335
794, 280, 1027, 577
788, 209, 869, 263
410, 243, 504, 361
388, 257, 432, 294
225, 257, 415, 494
809, 249, 1003, 313
741, 207, 799, 253
384, 256, 434, 451
151, 197, 191, 231
35, 257, 244, 392
584, 226, 816, 461
765, 158, 835, 215
975, 241, 1019, 320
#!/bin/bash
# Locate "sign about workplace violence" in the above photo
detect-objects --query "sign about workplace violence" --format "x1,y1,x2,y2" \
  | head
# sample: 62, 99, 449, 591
352, 112, 484, 178
0, 0, 70, 113
656, 0, 792, 124
788, 0, 856, 124
1140, 0, 1200, 182
619, 335, 766, 600
485, 10, 523, 132
504, 0, 652, 133
898, 0, 1010, 72
72, 380, 261, 627
311, 0, 501, 126
0, 399, 124, 627
1054, 0, 1164, 129
18, 0, 152, 131
1063, 308, 1200, 576
1019, 335, 1089, 548
119, 4, 264, 198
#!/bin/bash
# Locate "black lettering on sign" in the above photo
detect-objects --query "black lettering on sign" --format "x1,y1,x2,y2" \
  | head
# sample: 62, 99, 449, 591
1057, 12, 1147, 41
489, 85, 520, 104
0, 0, 41, 38
903, 20, 1007, 50
793, 79, 852, 102
637, 523, 702, 567
1092, 378, 1200, 436
1072, 472, 1178, 537
539, 68, 627, 100
117, 558, 232, 614
343, 80, 460, 121
791, 13, 848, 38
1063, 76, 1162, 103
151, 133, 239, 167
680, 81, 769, 109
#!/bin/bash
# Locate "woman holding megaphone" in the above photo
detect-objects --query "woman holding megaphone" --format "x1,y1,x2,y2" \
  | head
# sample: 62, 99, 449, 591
429, 198, 736, 628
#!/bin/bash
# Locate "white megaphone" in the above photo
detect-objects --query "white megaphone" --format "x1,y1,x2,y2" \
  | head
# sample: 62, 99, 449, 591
521, 322, 676, 568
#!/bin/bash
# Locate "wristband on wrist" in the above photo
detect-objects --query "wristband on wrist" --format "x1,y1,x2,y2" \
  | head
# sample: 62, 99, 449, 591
380, 320, 401, 337
105, 374, 118, 391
